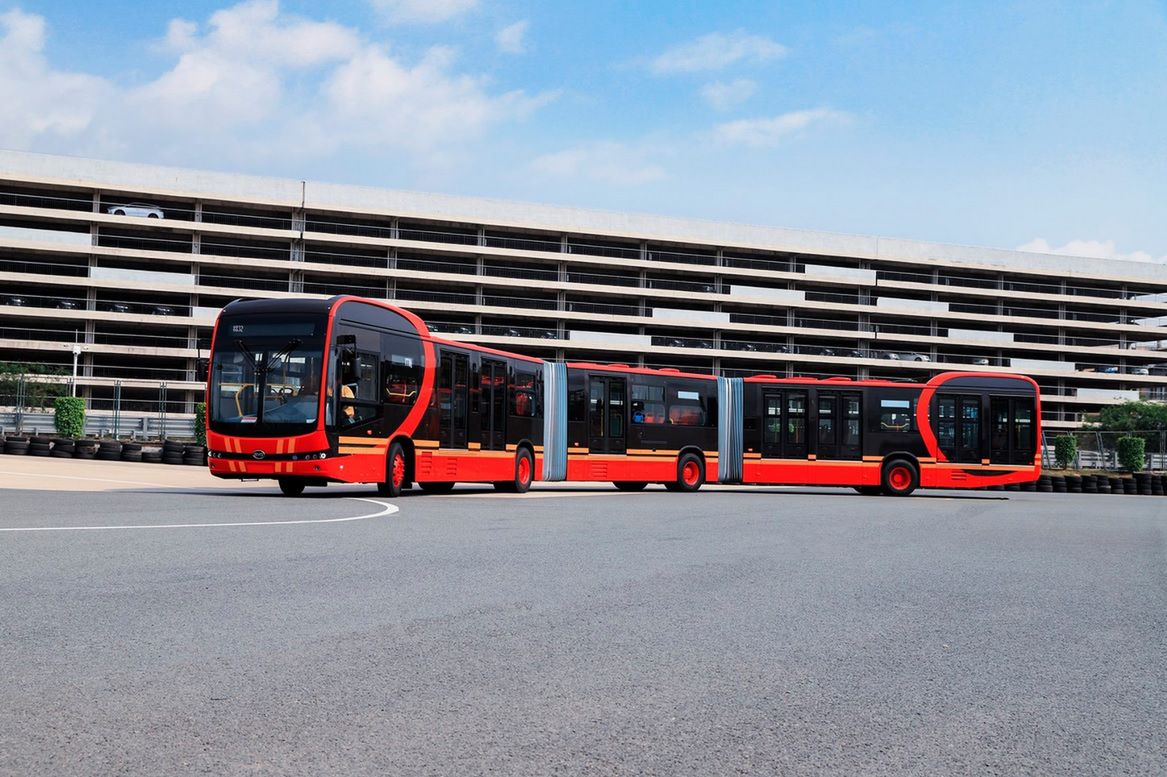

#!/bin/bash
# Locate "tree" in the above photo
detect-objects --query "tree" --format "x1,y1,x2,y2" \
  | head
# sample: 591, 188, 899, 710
0, 362, 68, 410
1095, 400, 1167, 433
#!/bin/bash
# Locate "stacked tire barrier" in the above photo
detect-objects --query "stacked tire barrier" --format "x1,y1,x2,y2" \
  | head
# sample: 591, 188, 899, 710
50, 438, 75, 459
183, 445, 207, 466
28, 437, 51, 457
162, 440, 186, 465
3, 436, 29, 455
95, 440, 122, 461
120, 442, 142, 463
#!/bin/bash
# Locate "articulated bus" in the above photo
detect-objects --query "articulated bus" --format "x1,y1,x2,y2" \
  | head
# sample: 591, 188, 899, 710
206, 296, 1041, 497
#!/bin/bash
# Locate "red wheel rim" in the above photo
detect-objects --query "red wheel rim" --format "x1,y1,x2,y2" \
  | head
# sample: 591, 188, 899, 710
682, 460, 700, 486
391, 453, 405, 487
889, 465, 911, 490
518, 455, 531, 485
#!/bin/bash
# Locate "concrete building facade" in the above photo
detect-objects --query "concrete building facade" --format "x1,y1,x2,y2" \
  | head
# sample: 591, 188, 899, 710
1, 149, 1164, 429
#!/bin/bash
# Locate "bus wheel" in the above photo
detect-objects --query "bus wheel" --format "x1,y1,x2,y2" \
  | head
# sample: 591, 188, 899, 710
498, 448, 534, 494
853, 486, 882, 496
675, 452, 705, 493
881, 459, 918, 496
278, 477, 305, 497
376, 442, 407, 498
418, 481, 455, 494
613, 481, 648, 492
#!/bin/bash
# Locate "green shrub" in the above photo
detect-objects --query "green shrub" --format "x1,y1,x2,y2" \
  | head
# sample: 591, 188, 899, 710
1117, 436, 1146, 472
194, 402, 206, 447
1053, 435, 1078, 470
53, 396, 86, 438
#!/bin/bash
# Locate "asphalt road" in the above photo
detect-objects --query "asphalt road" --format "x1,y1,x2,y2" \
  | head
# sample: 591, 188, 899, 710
1, 485, 1164, 776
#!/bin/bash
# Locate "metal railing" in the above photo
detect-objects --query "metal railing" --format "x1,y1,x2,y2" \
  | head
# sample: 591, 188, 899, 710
1041, 430, 1167, 470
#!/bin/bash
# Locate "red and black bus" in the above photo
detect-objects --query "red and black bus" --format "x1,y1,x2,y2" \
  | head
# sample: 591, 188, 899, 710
206, 295, 1041, 496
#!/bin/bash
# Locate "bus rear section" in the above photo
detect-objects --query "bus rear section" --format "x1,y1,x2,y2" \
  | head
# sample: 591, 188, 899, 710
733, 372, 1040, 495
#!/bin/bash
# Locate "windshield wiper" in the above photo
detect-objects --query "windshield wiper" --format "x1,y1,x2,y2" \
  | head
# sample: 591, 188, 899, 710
265, 338, 303, 373
234, 338, 303, 375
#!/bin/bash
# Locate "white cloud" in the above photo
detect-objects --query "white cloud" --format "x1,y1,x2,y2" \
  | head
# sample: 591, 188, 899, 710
700, 78, 756, 111
495, 20, 528, 54
713, 108, 850, 147
531, 142, 667, 186
319, 45, 555, 153
368, 0, 478, 24
0, 9, 114, 147
0, 2, 555, 167
650, 31, 786, 75
1017, 238, 1166, 264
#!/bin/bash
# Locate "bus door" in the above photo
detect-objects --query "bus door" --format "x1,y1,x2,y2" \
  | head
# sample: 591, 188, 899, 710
816, 391, 861, 460
990, 396, 1036, 465
761, 389, 807, 458
588, 375, 627, 454
936, 394, 982, 463
480, 359, 506, 450
439, 352, 469, 448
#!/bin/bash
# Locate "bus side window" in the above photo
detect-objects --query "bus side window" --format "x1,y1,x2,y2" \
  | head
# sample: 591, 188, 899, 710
382, 354, 419, 405
879, 399, 913, 432
511, 371, 537, 417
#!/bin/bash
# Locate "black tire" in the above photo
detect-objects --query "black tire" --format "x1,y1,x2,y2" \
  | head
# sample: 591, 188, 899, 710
495, 447, 535, 493
163, 455, 185, 465
122, 451, 143, 463
162, 439, 184, 454
613, 481, 648, 492
29, 440, 51, 457
142, 449, 162, 463
376, 442, 407, 498
73, 447, 96, 460
418, 481, 455, 494
674, 452, 705, 493
881, 458, 919, 496
853, 485, 882, 496
4, 439, 29, 455
278, 477, 305, 497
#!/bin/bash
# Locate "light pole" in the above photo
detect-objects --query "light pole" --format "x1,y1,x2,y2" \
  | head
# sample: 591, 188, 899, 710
71, 344, 82, 397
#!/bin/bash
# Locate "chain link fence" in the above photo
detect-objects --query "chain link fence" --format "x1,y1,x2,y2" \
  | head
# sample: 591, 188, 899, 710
0, 374, 197, 439
1041, 430, 1167, 470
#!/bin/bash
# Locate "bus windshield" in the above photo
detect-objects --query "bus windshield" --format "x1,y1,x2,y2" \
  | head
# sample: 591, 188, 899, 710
209, 316, 327, 435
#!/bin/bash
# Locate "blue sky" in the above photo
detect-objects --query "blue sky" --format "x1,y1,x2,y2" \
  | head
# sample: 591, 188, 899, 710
2, 0, 1166, 263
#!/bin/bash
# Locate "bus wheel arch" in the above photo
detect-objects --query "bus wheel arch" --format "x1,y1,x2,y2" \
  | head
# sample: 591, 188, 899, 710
672, 447, 706, 492
495, 441, 535, 493
377, 438, 411, 498
394, 436, 417, 484
881, 455, 920, 496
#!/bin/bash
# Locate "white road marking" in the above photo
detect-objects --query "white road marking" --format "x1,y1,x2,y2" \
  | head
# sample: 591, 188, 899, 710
0, 497, 398, 532
0, 470, 173, 488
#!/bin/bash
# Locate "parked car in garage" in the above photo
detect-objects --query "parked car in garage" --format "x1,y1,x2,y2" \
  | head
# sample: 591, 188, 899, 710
106, 203, 165, 219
